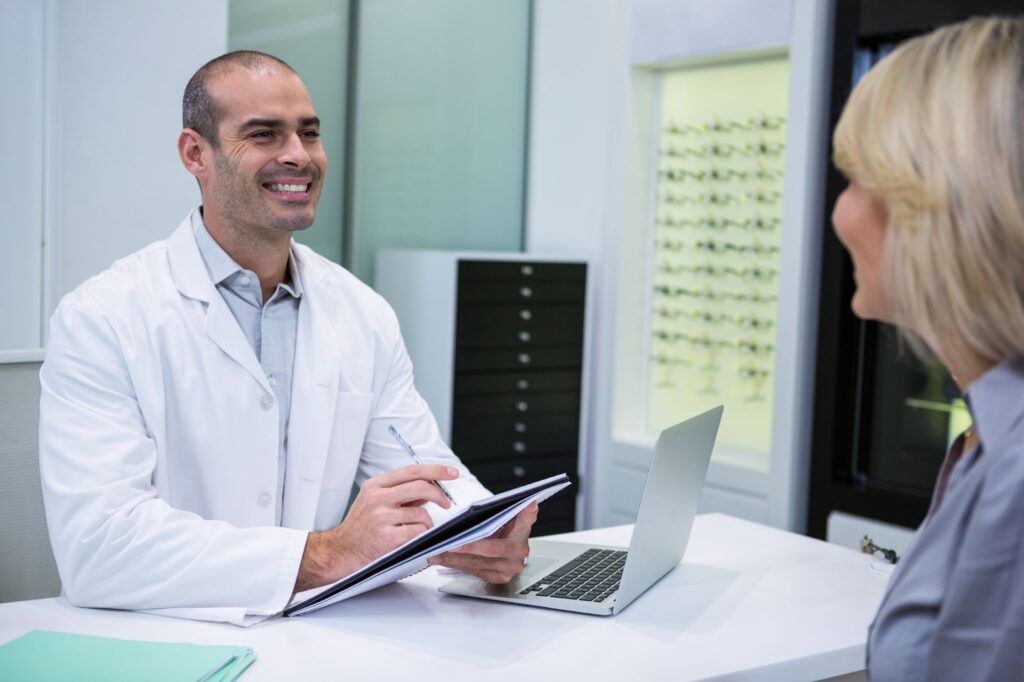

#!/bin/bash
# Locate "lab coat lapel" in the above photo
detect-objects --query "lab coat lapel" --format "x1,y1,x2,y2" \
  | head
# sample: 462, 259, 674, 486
282, 251, 343, 529
204, 297, 271, 392
166, 212, 270, 394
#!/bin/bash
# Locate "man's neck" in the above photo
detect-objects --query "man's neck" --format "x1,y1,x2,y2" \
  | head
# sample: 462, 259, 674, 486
202, 209, 292, 302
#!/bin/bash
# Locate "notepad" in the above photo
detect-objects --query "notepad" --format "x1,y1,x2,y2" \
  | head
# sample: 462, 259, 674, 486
285, 472, 572, 616
0, 630, 255, 682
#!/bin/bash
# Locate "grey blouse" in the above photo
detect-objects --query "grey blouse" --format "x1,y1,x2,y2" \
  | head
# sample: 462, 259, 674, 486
867, 354, 1024, 680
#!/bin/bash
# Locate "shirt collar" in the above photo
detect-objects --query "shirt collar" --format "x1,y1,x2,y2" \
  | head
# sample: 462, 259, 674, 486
190, 208, 303, 298
964, 353, 1024, 452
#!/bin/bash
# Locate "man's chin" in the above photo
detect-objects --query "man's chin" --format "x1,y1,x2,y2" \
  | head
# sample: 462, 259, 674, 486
271, 209, 317, 233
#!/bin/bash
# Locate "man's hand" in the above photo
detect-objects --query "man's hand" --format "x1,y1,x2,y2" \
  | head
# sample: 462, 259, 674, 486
426, 501, 539, 584
294, 464, 458, 592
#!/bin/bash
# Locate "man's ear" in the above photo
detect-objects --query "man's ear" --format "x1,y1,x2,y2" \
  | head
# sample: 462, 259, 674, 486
178, 129, 211, 181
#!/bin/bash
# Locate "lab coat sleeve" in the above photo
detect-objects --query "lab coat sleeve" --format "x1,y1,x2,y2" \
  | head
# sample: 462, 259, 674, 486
354, 304, 491, 520
38, 294, 308, 626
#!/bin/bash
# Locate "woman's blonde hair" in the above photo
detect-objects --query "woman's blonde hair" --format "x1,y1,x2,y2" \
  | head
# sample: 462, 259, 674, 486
833, 16, 1024, 364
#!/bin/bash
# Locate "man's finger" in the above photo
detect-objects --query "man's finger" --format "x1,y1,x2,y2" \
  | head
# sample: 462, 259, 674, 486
369, 463, 459, 489
379, 478, 451, 509
429, 553, 523, 584
497, 503, 539, 539
449, 537, 527, 559
388, 505, 432, 528
429, 551, 524, 575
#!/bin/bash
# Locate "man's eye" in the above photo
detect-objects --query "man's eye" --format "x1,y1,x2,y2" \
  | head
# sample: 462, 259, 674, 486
250, 131, 273, 139
303, 130, 321, 139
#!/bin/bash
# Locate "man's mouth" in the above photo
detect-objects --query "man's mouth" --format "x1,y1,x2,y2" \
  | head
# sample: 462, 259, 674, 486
264, 182, 311, 193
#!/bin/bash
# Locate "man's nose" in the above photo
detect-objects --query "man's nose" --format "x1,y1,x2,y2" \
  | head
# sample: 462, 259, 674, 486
278, 132, 311, 168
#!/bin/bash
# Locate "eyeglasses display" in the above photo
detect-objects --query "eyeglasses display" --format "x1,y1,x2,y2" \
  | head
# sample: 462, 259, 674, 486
646, 55, 789, 458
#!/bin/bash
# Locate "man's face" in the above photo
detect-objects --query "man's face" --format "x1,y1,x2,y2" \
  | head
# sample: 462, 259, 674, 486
202, 67, 327, 236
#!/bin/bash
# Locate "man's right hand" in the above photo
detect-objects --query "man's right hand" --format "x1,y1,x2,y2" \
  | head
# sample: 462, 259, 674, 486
293, 464, 459, 592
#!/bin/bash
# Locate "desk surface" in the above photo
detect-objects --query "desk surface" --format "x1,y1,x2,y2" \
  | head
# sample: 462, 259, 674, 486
0, 514, 888, 681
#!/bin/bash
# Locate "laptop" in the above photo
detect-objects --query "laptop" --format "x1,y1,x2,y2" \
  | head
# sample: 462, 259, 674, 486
439, 405, 723, 616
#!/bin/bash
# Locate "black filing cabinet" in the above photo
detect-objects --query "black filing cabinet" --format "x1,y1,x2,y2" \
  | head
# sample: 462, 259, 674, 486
449, 260, 587, 535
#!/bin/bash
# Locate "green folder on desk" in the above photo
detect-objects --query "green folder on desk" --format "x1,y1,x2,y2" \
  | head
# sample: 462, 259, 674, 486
0, 630, 255, 681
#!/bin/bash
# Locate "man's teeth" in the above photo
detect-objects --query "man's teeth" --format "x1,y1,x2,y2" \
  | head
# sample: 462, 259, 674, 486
267, 183, 309, 192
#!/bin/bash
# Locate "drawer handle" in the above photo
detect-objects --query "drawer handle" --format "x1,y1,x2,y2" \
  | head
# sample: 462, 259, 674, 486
519, 309, 533, 321
518, 331, 532, 343
519, 286, 533, 298
513, 441, 527, 453
512, 465, 527, 477
517, 353, 531, 365
515, 401, 529, 412
521, 265, 534, 276
516, 379, 530, 391
514, 422, 527, 433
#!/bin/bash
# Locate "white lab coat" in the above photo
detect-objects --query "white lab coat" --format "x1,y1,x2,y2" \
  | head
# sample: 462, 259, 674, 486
38, 209, 488, 626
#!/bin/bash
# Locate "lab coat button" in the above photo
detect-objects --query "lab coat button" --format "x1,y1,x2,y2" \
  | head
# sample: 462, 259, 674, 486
258, 492, 272, 508
260, 395, 274, 410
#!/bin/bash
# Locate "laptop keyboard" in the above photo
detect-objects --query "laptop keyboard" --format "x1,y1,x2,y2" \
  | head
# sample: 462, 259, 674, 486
519, 548, 627, 603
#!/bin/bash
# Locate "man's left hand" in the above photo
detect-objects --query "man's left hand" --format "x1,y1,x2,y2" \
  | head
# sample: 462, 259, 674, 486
427, 501, 538, 583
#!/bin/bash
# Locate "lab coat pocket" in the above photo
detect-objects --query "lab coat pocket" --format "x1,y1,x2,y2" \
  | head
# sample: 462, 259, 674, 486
314, 391, 373, 531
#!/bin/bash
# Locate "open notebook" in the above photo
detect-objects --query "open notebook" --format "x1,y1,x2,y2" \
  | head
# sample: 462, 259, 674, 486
284, 473, 571, 617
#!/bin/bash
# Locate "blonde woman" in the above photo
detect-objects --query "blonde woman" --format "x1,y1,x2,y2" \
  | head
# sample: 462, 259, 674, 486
831, 16, 1024, 680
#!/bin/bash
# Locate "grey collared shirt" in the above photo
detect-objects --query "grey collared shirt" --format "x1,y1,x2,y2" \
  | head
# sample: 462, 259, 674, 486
192, 211, 302, 526
867, 354, 1024, 681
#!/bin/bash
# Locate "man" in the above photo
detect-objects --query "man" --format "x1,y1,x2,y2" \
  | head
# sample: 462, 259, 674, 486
38, 51, 536, 626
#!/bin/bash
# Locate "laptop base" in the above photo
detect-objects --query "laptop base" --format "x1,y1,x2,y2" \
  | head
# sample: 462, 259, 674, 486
438, 539, 623, 616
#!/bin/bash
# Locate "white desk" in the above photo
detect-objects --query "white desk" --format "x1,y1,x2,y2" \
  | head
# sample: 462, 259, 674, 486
0, 514, 888, 681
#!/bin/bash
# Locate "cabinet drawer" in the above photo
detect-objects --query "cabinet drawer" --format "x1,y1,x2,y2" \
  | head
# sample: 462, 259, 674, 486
471, 456, 577, 488
457, 304, 584, 333
454, 370, 581, 397
454, 346, 582, 372
472, 458, 578, 523
453, 393, 579, 418
455, 437, 577, 461
472, 459, 577, 487
453, 412, 579, 442
458, 260, 586, 283
455, 321, 583, 349
452, 414, 579, 459
457, 280, 585, 305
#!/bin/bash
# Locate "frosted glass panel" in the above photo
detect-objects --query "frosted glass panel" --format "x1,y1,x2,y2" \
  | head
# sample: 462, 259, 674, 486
229, 0, 349, 264
647, 53, 789, 465
352, 0, 529, 283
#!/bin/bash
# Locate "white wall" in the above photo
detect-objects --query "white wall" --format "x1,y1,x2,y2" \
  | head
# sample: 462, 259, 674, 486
0, 0, 228, 351
43, 0, 228, 333
525, 0, 631, 526
0, 1, 45, 350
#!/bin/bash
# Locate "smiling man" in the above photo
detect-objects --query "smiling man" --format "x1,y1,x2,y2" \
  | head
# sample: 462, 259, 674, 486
38, 51, 537, 625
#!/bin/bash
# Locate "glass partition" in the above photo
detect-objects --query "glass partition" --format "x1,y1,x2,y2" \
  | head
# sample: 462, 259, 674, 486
229, 0, 350, 264
351, 0, 530, 283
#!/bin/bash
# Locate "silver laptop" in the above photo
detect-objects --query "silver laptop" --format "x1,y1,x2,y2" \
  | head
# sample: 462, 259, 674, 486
439, 405, 723, 616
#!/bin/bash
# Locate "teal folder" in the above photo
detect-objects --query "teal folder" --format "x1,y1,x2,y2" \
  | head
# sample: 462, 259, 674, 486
0, 630, 255, 681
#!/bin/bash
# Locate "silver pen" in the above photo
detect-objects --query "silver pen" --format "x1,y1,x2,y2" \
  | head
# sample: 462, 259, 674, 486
386, 424, 458, 506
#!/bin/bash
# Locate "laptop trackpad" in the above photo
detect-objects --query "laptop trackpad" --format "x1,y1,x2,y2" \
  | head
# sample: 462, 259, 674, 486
442, 555, 559, 598
481, 557, 558, 596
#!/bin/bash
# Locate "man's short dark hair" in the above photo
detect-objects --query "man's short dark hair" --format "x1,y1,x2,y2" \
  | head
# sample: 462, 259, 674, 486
182, 51, 295, 148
